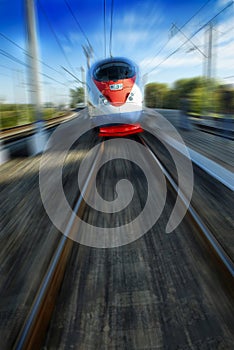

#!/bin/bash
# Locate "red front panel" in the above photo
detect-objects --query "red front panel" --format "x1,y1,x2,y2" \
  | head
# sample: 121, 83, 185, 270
93, 76, 136, 107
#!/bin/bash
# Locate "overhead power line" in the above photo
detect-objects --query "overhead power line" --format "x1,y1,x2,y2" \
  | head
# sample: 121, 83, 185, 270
64, 0, 93, 53
61, 66, 83, 84
0, 24, 78, 92
143, 0, 213, 69
104, 0, 107, 58
0, 32, 27, 54
39, 60, 65, 76
0, 31, 65, 77
146, 1, 233, 75
0, 48, 29, 68
171, 23, 207, 57
180, 0, 213, 30
0, 48, 68, 87
38, 0, 77, 75
41, 73, 67, 86
109, 0, 114, 57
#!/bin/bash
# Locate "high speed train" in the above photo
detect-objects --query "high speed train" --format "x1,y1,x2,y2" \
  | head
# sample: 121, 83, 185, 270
87, 57, 143, 137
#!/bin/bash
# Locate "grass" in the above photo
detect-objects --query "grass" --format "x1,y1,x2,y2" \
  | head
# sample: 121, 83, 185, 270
189, 111, 234, 119
0, 104, 68, 129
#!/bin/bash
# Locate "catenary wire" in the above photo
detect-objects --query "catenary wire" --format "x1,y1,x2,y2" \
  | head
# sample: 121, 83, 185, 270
142, 0, 213, 69
104, 0, 107, 58
109, 0, 114, 57
0, 49, 70, 87
0, 31, 66, 77
63, 0, 94, 52
38, 0, 77, 76
146, 0, 233, 75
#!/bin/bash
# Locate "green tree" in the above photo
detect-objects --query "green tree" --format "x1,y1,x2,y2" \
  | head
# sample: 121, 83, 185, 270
70, 87, 84, 108
189, 86, 209, 114
144, 77, 232, 115
164, 88, 179, 109
144, 83, 169, 108
217, 85, 234, 114
173, 77, 204, 98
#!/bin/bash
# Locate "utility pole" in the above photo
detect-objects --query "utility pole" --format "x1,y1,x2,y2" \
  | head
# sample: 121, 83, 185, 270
25, 0, 41, 120
171, 23, 206, 58
80, 66, 87, 106
203, 21, 217, 80
207, 22, 213, 80
204, 22, 216, 115
25, 0, 46, 154
82, 44, 93, 69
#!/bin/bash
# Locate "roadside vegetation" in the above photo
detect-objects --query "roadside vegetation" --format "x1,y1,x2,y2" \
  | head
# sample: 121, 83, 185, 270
69, 87, 84, 108
144, 77, 234, 117
1, 79, 233, 129
0, 104, 69, 129
0, 87, 84, 129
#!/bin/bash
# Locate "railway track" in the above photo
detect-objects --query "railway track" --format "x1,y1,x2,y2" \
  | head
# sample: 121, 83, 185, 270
12, 133, 234, 349
13, 141, 104, 350
139, 136, 234, 279
1, 111, 78, 143
192, 121, 234, 141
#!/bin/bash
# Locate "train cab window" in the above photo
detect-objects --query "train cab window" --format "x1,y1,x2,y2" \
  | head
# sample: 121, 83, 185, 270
94, 62, 135, 82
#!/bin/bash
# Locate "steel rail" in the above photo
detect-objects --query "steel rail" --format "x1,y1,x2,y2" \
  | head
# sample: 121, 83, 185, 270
139, 136, 234, 279
14, 141, 104, 350
1, 112, 78, 141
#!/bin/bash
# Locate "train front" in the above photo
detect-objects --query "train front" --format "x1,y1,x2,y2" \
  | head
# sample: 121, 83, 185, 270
87, 57, 143, 137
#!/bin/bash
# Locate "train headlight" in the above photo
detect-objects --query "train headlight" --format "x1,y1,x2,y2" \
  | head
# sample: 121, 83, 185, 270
99, 95, 109, 105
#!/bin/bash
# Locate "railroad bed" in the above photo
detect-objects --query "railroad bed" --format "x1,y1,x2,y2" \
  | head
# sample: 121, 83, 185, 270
153, 108, 233, 171
0, 110, 233, 349
1, 111, 79, 142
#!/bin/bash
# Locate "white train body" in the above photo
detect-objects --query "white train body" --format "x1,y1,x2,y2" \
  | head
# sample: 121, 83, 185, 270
87, 57, 143, 136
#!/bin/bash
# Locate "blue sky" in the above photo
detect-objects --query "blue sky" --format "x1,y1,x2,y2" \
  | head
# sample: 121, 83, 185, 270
0, 0, 233, 104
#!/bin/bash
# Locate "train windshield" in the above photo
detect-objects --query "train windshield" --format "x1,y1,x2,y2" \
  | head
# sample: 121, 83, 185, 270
94, 61, 136, 82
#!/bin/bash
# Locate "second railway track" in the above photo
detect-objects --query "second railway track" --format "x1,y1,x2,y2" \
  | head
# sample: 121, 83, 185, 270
139, 135, 234, 280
